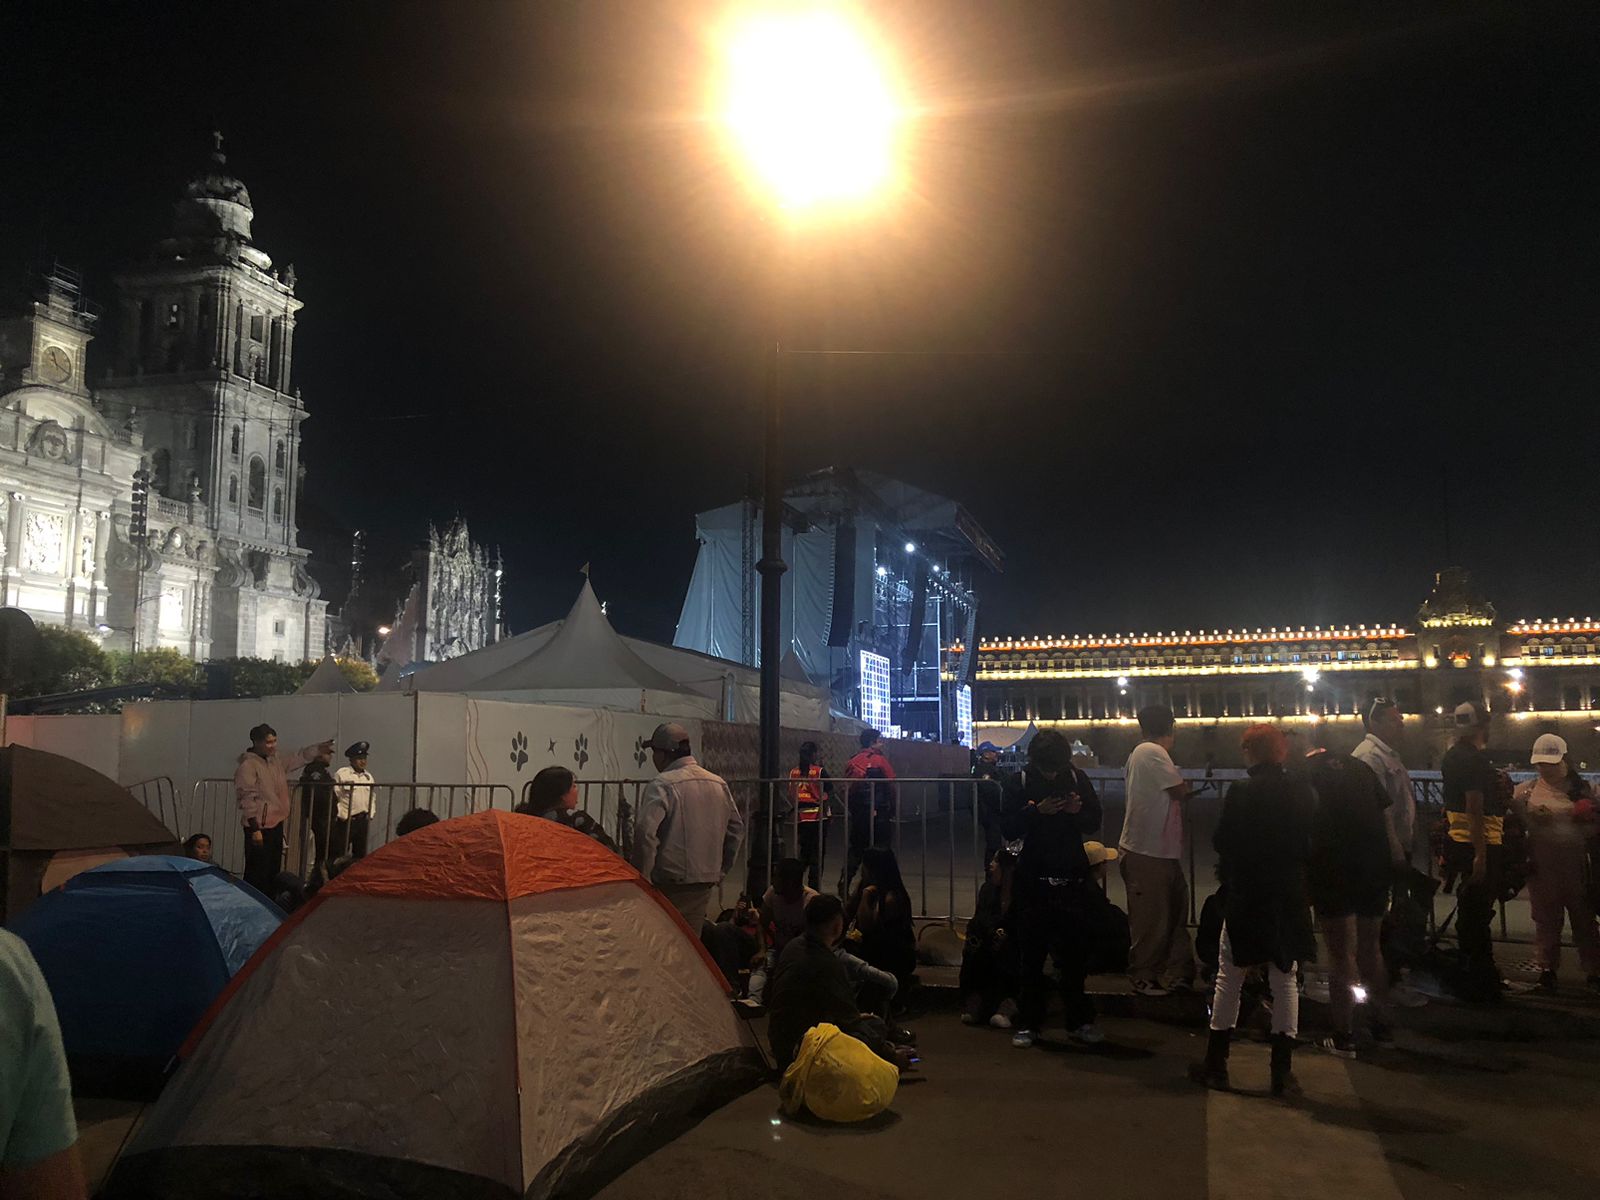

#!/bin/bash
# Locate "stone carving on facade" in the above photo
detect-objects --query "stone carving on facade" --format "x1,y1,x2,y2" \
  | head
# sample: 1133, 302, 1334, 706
21, 511, 65, 573
213, 540, 250, 589
291, 559, 321, 600
78, 532, 94, 578
107, 518, 156, 572
26, 420, 73, 465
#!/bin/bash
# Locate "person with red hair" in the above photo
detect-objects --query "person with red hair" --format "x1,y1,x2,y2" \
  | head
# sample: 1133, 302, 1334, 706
1191, 723, 1316, 1098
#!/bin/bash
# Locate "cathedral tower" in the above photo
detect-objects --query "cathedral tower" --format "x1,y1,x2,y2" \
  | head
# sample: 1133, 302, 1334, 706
99, 135, 324, 660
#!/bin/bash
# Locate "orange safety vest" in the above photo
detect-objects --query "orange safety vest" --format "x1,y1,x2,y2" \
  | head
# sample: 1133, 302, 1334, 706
788, 765, 825, 822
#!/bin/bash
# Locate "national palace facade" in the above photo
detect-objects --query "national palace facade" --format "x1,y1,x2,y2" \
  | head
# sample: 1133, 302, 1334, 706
964, 569, 1600, 768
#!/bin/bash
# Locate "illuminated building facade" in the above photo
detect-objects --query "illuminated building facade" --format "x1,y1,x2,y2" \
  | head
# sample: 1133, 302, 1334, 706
962, 569, 1600, 767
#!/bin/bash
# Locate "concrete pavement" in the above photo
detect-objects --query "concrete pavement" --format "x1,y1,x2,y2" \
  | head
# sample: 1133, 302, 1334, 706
594, 1009, 1599, 1200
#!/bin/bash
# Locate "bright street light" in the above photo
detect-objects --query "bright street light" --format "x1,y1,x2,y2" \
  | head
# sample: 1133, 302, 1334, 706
718, 5, 903, 213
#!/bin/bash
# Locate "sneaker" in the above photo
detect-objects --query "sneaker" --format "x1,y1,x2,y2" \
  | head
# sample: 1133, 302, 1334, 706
1166, 978, 1197, 995
1011, 1029, 1037, 1049
1319, 1033, 1357, 1060
1132, 979, 1170, 998
988, 1011, 1014, 1030
1537, 970, 1557, 994
1068, 1023, 1106, 1046
960, 1011, 978, 1025
1369, 1023, 1396, 1050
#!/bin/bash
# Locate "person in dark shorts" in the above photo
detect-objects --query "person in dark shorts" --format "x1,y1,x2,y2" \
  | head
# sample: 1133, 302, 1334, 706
1306, 748, 1395, 1056
1440, 700, 1505, 1000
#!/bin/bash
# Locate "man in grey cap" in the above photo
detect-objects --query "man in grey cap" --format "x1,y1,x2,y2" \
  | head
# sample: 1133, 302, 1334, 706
630, 722, 745, 928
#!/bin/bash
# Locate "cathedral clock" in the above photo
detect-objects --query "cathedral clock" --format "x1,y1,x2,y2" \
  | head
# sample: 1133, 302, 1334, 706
40, 345, 73, 385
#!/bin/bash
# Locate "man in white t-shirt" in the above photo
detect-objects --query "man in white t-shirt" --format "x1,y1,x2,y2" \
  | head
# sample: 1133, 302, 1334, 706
1119, 704, 1195, 996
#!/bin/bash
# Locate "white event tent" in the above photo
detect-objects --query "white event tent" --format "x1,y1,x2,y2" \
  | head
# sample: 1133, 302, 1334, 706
397, 580, 840, 731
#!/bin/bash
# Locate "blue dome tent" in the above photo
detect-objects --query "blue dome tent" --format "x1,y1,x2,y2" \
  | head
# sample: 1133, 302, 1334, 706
10, 855, 282, 1096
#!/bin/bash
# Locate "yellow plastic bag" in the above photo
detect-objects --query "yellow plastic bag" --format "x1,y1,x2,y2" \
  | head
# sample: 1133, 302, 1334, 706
778, 1022, 899, 1122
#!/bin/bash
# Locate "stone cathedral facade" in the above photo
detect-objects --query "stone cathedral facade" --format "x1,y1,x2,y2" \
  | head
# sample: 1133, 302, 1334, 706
0, 138, 326, 660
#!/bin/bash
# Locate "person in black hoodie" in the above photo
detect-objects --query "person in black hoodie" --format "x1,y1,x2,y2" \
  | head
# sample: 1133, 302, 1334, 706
1305, 747, 1395, 1058
1000, 730, 1105, 1048
1191, 723, 1315, 1098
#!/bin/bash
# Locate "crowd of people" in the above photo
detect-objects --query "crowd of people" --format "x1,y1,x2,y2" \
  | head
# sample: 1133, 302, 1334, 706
952, 700, 1600, 1099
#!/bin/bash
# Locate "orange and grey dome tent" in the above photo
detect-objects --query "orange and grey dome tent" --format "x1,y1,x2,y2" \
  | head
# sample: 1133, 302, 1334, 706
107, 809, 763, 1200
0, 745, 177, 921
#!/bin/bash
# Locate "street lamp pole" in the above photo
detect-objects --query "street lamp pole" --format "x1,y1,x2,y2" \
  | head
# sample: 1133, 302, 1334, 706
757, 320, 785, 785
719, 5, 902, 786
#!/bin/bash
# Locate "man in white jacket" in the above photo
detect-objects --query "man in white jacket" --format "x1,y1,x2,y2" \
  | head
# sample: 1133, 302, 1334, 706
630, 722, 745, 928
234, 723, 334, 893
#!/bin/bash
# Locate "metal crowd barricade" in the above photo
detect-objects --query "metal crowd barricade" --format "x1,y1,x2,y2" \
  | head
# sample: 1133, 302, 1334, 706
125, 776, 179, 837
724, 776, 984, 927
187, 778, 515, 879
527, 779, 647, 851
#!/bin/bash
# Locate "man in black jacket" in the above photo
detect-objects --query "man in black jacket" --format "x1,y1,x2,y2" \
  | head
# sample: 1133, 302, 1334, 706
766, 895, 911, 1070
1001, 730, 1106, 1048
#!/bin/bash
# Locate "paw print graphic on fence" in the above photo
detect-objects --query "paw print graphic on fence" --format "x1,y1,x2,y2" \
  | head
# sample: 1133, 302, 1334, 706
633, 737, 649, 769
573, 734, 590, 770
509, 732, 529, 771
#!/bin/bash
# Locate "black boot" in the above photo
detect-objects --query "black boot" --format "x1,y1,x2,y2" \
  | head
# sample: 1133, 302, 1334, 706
1188, 1028, 1232, 1091
1270, 1034, 1301, 1099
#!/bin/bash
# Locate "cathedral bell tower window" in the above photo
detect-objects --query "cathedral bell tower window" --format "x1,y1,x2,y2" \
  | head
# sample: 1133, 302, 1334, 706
274, 441, 286, 474
272, 487, 283, 520
228, 475, 238, 505
247, 456, 265, 511
230, 426, 241, 458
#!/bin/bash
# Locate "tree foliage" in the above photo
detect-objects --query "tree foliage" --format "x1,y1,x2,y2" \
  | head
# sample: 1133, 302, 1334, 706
335, 656, 379, 692
215, 657, 318, 698
11, 626, 110, 697
104, 648, 205, 691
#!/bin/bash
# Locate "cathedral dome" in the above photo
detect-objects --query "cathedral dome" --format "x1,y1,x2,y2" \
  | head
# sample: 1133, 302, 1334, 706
159, 134, 271, 271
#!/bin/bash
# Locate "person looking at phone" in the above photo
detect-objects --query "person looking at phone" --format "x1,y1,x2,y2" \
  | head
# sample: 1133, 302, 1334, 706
1000, 730, 1105, 1048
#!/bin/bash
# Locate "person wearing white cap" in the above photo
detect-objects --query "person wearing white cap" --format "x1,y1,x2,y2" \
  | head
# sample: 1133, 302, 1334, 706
1511, 734, 1600, 994
1439, 700, 1506, 1000
630, 722, 745, 928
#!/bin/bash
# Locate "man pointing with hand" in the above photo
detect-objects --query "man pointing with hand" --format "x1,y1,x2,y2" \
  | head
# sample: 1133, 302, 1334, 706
234, 723, 336, 893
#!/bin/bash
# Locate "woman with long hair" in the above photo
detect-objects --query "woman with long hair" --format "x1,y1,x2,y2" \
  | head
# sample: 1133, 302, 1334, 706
1512, 735, 1600, 993
846, 845, 917, 992
516, 766, 619, 853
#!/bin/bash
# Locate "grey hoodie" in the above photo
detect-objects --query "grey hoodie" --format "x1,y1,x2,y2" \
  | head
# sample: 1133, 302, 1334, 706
234, 744, 322, 831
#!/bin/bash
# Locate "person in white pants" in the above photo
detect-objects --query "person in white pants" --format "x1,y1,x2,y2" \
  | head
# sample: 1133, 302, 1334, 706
1191, 724, 1316, 1098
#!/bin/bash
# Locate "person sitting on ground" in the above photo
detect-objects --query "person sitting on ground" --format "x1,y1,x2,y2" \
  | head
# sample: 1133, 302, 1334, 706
846, 846, 918, 995
394, 808, 440, 838
182, 833, 213, 863
1192, 724, 1316, 1098
0, 930, 87, 1200
961, 848, 1021, 1028
702, 906, 764, 995
1306, 745, 1397, 1058
750, 858, 818, 1001
516, 766, 619, 852
761, 858, 819, 960
766, 894, 914, 1073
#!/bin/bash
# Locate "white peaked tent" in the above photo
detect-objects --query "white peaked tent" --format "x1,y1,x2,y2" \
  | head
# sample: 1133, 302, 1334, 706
401, 581, 837, 729
465, 581, 717, 716
107, 810, 762, 1200
294, 655, 355, 695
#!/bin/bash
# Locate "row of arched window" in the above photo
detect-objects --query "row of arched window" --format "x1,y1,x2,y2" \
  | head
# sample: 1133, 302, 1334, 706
227, 426, 288, 474
223, 458, 284, 519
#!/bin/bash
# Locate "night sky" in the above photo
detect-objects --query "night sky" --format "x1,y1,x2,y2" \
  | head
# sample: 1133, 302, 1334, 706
2, 1, 1595, 644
